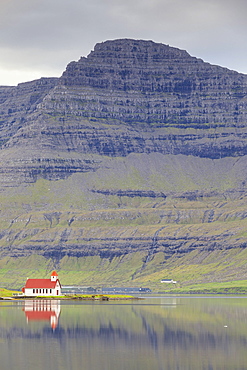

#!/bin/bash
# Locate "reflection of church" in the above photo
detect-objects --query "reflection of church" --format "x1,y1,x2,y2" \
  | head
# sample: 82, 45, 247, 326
23, 300, 61, 330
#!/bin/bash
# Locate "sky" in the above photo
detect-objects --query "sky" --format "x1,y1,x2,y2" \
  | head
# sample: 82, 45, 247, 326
0, 0, 247, 86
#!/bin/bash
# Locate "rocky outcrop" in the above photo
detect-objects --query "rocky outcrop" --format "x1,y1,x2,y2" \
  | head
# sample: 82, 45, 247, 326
0, 77, 58, 146
91, 189, 167, 198
55, 39, 247, 127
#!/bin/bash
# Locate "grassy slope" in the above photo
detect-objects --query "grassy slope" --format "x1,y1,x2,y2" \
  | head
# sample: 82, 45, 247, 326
1, 247, 247, 292
0, 153, 247, 291
0, 288, 20, 297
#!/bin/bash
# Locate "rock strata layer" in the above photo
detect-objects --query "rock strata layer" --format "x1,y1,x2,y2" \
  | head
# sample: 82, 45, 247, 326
59, 39, 247, 127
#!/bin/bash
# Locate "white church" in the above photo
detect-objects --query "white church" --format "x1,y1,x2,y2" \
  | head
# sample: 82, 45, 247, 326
22, 271, 62, 297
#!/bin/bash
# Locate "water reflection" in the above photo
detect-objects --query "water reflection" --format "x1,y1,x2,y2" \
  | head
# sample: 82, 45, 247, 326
1, 297, 247, 370
23, 300, 61, 330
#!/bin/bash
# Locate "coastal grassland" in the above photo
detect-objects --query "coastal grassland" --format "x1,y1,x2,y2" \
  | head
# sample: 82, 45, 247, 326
0, 288, 20, 297
0, 288, 134, 300
1, 247, 247, 292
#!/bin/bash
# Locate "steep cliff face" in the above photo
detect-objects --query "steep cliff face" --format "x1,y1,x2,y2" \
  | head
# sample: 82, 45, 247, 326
0, 78, 58, 146
4, 38, 246, 167
59, 39, 247, 127
1, 39, 247, 287
2, 39, 247, 157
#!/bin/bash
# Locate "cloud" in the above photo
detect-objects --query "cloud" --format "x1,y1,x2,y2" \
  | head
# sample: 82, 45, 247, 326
0, 0, 247, 85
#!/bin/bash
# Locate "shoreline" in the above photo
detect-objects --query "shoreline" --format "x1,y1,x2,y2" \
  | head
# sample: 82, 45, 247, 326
0, 294, 141, 301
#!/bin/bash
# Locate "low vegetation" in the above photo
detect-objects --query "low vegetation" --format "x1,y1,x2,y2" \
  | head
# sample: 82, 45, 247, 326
0, 288, 20, 298
1, 246, 247, 294
0, 289, 136, 300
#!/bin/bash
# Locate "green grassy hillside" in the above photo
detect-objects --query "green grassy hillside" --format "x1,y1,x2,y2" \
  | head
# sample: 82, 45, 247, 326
0, 153, 247, 290
2, 247, 247, 292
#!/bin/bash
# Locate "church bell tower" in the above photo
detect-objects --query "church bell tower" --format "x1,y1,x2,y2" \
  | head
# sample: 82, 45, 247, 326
50, 270, 58, 282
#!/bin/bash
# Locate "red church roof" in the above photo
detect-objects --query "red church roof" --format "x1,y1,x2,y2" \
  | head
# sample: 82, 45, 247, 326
24, 279, 60, 289
51, 271, 58, 276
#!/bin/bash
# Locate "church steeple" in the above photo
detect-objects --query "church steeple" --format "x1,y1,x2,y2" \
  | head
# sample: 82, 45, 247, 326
50, 270, 58, 282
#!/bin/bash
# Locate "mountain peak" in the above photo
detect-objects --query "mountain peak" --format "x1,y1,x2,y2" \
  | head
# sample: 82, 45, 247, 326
91, 38, 191, 59
54, 39, 247, 129
61, 38, 199, 89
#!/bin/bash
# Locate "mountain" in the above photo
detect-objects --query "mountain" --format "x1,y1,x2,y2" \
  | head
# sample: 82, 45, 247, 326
1, 39, 247, 289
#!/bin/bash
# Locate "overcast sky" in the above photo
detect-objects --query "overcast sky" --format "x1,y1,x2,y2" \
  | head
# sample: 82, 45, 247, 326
1, 0, 247, 85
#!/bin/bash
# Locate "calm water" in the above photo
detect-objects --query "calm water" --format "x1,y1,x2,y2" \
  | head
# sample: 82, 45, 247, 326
1, 295, 247, 370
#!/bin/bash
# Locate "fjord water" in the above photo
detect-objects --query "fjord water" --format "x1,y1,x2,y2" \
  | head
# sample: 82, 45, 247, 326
1, 296, 247, 370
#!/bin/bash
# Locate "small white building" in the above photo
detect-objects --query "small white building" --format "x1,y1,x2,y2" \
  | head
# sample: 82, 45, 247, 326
22, 271, 62, 297
160, 279, 177, 284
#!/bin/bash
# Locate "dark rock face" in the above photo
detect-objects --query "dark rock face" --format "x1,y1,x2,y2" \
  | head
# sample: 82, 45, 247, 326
0, 78, 58, 146
21, 38, 246, 164
1, 39, 247, 165
58, 39, 247, 127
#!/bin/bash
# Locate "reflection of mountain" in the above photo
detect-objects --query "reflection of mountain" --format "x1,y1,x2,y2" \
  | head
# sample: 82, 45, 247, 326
23, 300, 61, 330
1, 299, 247, 369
